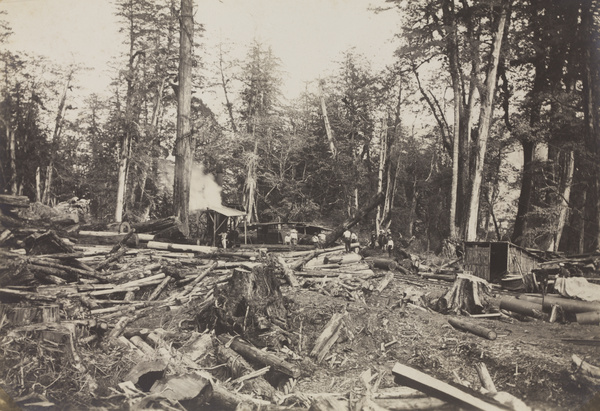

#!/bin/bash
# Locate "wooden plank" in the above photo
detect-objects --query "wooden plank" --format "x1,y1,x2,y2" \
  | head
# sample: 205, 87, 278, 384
391, 362, 506, 411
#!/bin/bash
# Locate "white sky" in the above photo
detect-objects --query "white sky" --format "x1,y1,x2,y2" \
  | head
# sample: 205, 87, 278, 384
1, 0, 400, 104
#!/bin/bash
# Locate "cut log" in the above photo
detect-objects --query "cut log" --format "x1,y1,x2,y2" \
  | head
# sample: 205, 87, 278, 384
216, 342, 276, 399
24, 230, 75, 255
499, 297, 547, 320
276, 256, 299, 287
371, 258, 399, 271
324, 253, 363, 265
147, 276, 172, 301
421, 272, 457, 282
376, 272, 395, 293
572, 354, 600, 378
576, 311, 600, 325
372, 397, 447, 410
124, 359, 168, 391
148, 374, 212, 407
77, 231, 139, 247
448, 317, 497, 340
391, 362, 506, 411
147, 241, 218, 254
519, 294, 600, 314
474, 363, 497, 393
216, 334, 301, 378
310, 312, 347, 363
132, 216, 179, 233
324, 192, 385, 248
309, 396, 349, 411
154, 222, 187, 242
95, 247, 128, 271
0, 194, 30, 208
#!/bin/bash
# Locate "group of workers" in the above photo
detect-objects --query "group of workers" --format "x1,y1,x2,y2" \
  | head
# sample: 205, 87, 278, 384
370, 228, 395, 257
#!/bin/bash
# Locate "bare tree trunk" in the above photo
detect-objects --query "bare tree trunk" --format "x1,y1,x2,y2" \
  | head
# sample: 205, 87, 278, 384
35, 167, 41, 202
8, 127, 17, 194
219, 43, 238, 133
548, 150, 574, 252
42, 71, 72, 205
319, 80, 337, 158
442, 0, 461, 240
581, 0, 600, 250
375, 123, 386, 234
172, 0, 194, 237
466, 3, 508, 241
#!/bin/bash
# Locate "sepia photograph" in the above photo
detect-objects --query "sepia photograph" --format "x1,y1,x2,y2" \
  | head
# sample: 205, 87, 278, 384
0, 0, 599, 409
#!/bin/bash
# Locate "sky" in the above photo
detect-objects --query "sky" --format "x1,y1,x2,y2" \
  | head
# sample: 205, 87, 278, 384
0, 0, 401, 104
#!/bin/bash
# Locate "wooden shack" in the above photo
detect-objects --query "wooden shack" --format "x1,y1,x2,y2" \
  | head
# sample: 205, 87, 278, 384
463, 241, 544, 283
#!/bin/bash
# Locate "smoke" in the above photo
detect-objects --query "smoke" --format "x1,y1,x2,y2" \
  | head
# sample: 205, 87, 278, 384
157, 159, 222, 210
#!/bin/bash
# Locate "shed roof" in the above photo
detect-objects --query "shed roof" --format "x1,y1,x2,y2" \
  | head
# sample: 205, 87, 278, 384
201, 204, 247, 217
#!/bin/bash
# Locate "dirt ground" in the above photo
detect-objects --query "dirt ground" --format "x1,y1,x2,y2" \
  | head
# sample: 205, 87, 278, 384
1, 248, 599, 410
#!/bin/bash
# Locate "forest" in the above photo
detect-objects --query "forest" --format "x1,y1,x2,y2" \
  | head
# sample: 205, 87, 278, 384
1, 1, 600, 410
1, 0, 600, 252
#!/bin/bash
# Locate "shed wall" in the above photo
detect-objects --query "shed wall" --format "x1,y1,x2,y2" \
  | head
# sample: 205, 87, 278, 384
464, 244, 491, 280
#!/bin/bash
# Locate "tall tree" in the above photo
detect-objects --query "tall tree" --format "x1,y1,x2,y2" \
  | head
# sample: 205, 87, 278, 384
172, 0, 194, 235
465, 1, 509, 241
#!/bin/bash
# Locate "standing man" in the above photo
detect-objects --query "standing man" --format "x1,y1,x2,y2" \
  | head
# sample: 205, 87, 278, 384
290, 227, 298, 250
387, 235, 394, 257
350, 231, 358, 252
343, 229, 352, 252
220, 231, 228, 249
318, 231, 326, 249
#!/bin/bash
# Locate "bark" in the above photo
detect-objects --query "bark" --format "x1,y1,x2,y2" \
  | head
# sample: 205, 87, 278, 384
465, 3, 509, 241
548, 150, 575, 252
219, 46, 238, 133
172, 0, 194, 237
318, 80, 337, 158
442, 0, 461, 239
581, 0, 600, 250
42, 70, 72, 205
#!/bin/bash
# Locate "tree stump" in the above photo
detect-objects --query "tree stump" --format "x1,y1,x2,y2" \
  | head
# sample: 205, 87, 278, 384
204, 258, 287, 344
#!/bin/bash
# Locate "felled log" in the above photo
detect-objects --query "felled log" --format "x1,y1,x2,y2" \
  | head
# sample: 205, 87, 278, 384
0, 194, 30, 208
28, 258, 105, 282
147, 241, 218, 254
77, 231, 139, 247
148, 374, 212, 408
132, 216, 179, 233
572, 354, 600, 378
24, 230, 74, 255
324, 192, 384, 248
421, 272, 457, 282
519, 294, 600, 314
370, 258, 399, 271
309, 396, 349, 411
576, 311, 600, 325
310, 312, 347, 363
95, 247, 128, 271
0, 288, 56, 302
0, 229, 14, 245
391, 362, 505, 411
154, 222, 187, 242
216, 342, 276, 399
324, 253, 362, 265
376, 272, 395, 293
499, 297, 547, 320
448, 317, 497, 340
276, 256, 299, 286
372, 397, 447, 410
475, 363, 497, 393
216, 334, 301, 378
